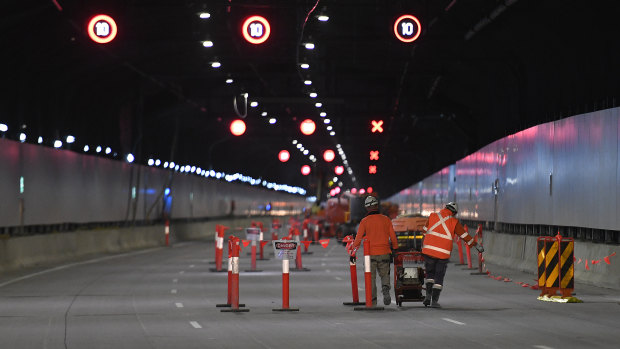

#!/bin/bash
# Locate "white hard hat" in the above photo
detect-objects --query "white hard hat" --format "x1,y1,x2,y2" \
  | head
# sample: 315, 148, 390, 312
364, 196, 379, 207
445, 202, 458, 214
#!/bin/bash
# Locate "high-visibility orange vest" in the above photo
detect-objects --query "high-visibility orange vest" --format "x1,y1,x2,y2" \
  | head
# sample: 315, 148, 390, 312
422, 209, 458, 259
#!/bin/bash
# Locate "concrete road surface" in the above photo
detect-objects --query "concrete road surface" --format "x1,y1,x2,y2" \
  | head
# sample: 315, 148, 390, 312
1, 240, 619, 348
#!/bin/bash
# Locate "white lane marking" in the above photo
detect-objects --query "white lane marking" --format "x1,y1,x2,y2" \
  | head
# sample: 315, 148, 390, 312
321, 263, 326, 266
175, 303, 184, 308
533, 346, 554, 349
171, 289, 178, 294
442, 318, 466, 326
334, 276, 343, 281
189, 264, 195, 268
190, 321, 202, 329
358, 287, 364, 291
326, 269, 331, 273
0, 247, 162, 289
173, 278, 178, 283
179, 271, 185, 274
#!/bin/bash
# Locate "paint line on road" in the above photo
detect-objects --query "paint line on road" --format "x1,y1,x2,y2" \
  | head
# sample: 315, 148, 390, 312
325, 269, 331, 273
190, 321, 202, 329
533, 346, 554, 349
442, 318, 466, 326
179, 271, 185, 274
321, 263, 326, 266
175, 303, 184, 308
334, 276, 343, 281
173, 278, 178, 283
171, 289, 178, 294
189, 264, 195, 268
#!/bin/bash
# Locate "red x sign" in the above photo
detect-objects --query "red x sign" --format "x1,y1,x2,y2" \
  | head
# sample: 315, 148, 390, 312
369, 165, 377, 174
371, 120, 384, 133
370, 150, 379, 161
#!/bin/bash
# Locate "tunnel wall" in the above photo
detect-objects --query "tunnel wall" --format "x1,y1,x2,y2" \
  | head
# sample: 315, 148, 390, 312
0, 139, 308, 230
388, 107, 620, 289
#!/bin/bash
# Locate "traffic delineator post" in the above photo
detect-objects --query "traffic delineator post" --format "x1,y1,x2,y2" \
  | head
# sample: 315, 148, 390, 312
216, 237, 246, 308
210, 225, 228, 272
462, 225, 476, 270
272, 259, 300, 311
343, 249, 364, 306
164, 219, 170, 246
313, 223, 320, 244
259, 239, 270, 260
291, 236, 310, 272
354, 239, 384, 311
245, 239, 263, 272
209, 225, 219, 264
221, 238, 250, 312
302, 230, 313, 254
455, 235, 466, 265
470, 225, 487, 275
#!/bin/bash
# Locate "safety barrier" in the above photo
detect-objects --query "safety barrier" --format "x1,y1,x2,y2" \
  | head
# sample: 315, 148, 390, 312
462, 225, 476, 270
221, 237, 250, 312
537, 234, 576, 300
217, 237, 247, 309
470, 224, 487, 275
342, 236, 364, 306
455, 237, 466, 265
354, 239, 384, 311
291, 231, 310, 272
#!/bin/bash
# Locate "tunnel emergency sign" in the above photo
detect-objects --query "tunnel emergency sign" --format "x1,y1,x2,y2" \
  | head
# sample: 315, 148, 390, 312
87, 14, 117, 44
242, 15, 271, 44
272, 240, 299, 260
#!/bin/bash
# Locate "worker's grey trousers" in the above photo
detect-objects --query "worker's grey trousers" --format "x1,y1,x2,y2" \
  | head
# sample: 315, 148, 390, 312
370, 254, 391, 305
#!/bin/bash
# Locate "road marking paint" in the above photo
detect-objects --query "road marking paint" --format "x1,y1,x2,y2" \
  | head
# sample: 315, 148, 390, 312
321, 263, 326, 266
173, 278, 178, 283
171, 289, 178, 294
442, 318, 466, 326
358, 287, 364, 291
334, 276, 343, 281
190, 321, 202, 329
190, 264, 195, 268
179, 271, 185, 274
534, 346, 554, 349
326, 269, 331, 273
175, 303, 184, 308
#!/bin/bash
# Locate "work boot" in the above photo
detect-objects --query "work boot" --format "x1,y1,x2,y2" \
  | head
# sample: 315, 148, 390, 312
423, 282, 433, 307
383, 288, 391, 305
431, 287, 442, 308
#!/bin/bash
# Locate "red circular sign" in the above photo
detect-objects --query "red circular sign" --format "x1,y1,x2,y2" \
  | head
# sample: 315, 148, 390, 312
87, 14, 118, 44
278, 150, 290, 162
242, 16, 271, 44
394, 15, 421, 43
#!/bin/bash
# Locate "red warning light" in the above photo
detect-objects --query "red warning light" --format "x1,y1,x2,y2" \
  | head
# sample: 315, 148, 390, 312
370, 150, 379, 160
369, 165, 377, 174
230, 119, 246, 136
301, 165, 311, 176
300, 119, 316, 135
351, 188, 357, 194
87, 14, 118, 44
323, 149, 335, 162
367, 187, 373, 194
242, 16, 271, 44
394, 14, 421, 43
359, 188, 366, 195
371, 120, 384, 133
334, 166, 344, 175
278, 150, 290, 162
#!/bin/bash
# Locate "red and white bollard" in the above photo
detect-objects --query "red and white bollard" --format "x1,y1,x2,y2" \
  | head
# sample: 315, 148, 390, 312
245, 239, 263, 272
471, 224, 487, 275
164, 219, 170, 246
313, 222, 320, 244
272, 258, 300, 311
216, 237, 246, 308
354, 239, 384, 311
291, 235, 310, 272
455, 236, 466, 265
221, 238, 249, 312
210, 225, 228, 272
343, 254, 364, 306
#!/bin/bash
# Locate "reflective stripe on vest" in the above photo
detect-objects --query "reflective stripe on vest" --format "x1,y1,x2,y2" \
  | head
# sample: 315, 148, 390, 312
422, 211, 456, 259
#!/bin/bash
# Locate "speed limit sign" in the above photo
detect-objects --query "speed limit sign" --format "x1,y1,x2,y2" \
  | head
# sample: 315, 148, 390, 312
87, 14, 117, 44
394, 15, 421, 43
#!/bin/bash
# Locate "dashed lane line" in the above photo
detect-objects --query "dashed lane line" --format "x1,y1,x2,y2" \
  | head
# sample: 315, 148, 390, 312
189, 264, 195, 268
334, 276, 343, 281
175, 303, 184, 308
442, 318, 466, 326
173, 278, 178, 283
533, 346, 554, 349
171, 289, 178, 294
190, 321, 202, 329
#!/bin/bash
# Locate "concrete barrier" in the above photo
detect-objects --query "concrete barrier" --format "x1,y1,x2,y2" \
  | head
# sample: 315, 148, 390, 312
481, 229, 620, 290
0, 216, 285, 273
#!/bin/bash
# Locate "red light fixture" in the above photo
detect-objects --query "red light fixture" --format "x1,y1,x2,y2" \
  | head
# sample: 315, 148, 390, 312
367, 187, 373, 194
242, 15, 271, 44
87, 14, 118, 44
359, 188, 366, 195
278, 150, 290, 162
371, 120, 384, 133
301, 165, 311, 176
351, 188, 357, 194
323, 149, 335, 162
300, 119, 316, 135
334, 166, 344, 175
230, 119, 246, 136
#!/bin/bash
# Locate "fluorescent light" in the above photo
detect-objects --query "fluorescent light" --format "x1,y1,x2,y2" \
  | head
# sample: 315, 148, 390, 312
250, 101, 258, 107
105, 147, 111, 154
330, 131, 335, 136
226, 78, 233, 84
318, 15, 329, 22
269, 118, 277, 124
38, 136, 43, 144
96, 146, 102, 153
0, 124, 7, 132
66, 135, 75, 143
83, 145, 89, 152
126, 154, 135, 163
202, 40, 213, 47
53, 140, 62, 148
19, 133, 26, 142
300, 63, 310, 69
199, 12, 211, 19
305, 43, 315, 50
155, 159, 161, 166
324, 118, 331, 124
261, 112, 268, 116
315, 102, 322, 107
309, 92, 317, 98
211, 61, 221, 68
304, 80, 312, 85
320, 112, 326, 117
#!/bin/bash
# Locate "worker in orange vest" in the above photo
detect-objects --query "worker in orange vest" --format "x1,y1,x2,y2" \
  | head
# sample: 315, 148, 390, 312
422, 202, 483, 308
351, 196, 399, 306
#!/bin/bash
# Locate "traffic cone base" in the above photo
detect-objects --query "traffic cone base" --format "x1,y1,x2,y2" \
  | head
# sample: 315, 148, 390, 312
354, 306, 384, 311
343, 302, 365, 306
273, 308, 299, 312
220, 308, 250, 312
216, 303, 246, 308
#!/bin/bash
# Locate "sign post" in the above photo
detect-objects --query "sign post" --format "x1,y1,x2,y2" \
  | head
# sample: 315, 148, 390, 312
272, 240, 300, 311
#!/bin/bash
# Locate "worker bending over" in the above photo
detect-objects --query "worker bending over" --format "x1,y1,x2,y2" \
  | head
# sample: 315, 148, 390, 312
422, 202, 483, 308
351, 196, 398, 306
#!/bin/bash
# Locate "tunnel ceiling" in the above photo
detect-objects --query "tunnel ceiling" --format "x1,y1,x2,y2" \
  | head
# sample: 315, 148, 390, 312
2, 0, 619, 200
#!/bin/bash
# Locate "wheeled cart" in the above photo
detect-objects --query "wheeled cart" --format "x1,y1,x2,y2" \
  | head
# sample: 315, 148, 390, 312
392, 215, 427, 307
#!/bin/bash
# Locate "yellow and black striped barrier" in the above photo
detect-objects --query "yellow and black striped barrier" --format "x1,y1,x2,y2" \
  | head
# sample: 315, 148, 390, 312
536, 234, 577, 301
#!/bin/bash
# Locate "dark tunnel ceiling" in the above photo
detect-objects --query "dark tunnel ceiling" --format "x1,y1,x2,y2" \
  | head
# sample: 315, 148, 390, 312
2, 0, 620, 200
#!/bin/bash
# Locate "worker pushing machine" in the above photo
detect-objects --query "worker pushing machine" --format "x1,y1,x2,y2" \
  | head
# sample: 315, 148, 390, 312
422, 202, 483, 308
350, 196, 398, 306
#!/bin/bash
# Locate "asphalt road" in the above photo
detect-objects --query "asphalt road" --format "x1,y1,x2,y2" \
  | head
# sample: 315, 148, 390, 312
1, 240, 619, 349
